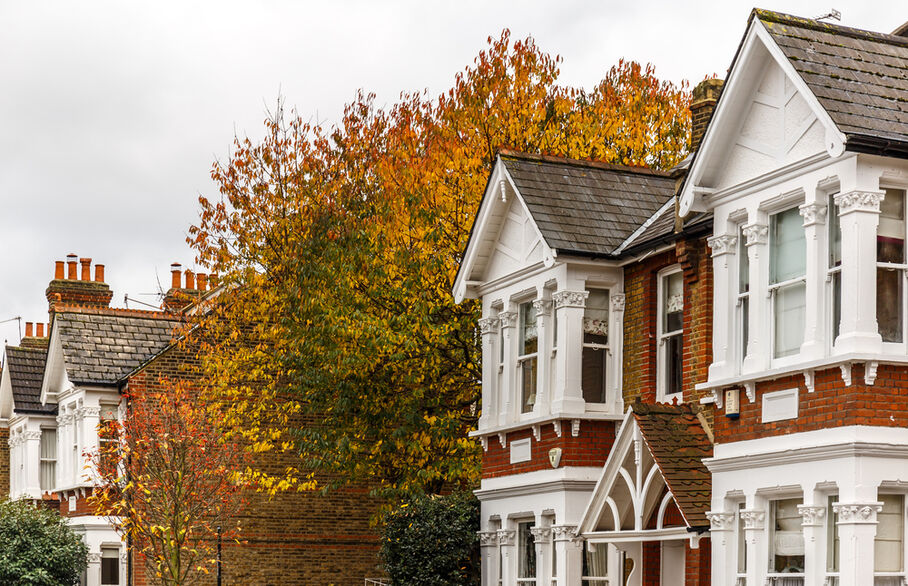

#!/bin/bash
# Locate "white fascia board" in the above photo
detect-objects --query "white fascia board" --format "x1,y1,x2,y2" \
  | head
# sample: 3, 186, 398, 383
0, 356, 14, 419
39, 325, 67, 406
679, 18, 845, 217
584, 526, 693, 543
499, 164, 554, 266
577, 409, 636, 534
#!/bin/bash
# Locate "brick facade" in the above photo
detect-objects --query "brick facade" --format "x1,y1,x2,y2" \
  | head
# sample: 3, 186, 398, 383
0, 426, 8, 499
481, 420, 616, 479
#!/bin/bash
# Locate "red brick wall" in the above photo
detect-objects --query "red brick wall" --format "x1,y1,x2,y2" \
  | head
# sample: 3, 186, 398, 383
714, 362, 908, 442
481, 420, 616, 478
676, 237, 713, 411
685, 537, 710, 586
0, 427, 8, 498
124, 340, 383, 586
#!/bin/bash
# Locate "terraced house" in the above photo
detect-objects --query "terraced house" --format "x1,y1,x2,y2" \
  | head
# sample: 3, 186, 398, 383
0, 257, 382, 585
455, 10, 908, 586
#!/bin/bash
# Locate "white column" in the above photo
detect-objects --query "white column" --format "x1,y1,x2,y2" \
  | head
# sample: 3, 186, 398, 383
479, 531, 500, 586
498, 310, 518, 426
478, 316, 500, 430
798, 502, 828, 586
742, 222, 769, 373
533, 299, 552, 418
799, 201, 829, 360
707, 234, 737, 380
740, 508, 766, 586
552, 526, 582, 586
609, 293, 626, 413
86, 552, 102, 586
834, 190, 884, 353
834, 501, 882, 586
705, 511, 736, 586
22, 429, 42, 498
498, 529, 517, 586
532, 526, 553, 586
552, 291, 588, 414
79, 406, 101, 484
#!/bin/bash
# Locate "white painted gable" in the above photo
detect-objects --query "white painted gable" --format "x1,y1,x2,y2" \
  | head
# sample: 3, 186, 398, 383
713, 59, 825, 191
481, 196, 546, 284
0, 357, 13, 419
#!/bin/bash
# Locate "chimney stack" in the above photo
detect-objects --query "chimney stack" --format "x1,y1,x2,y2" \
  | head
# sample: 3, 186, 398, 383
25, 322, 33, 337
46, 254, 113, 313
690, 78, 724, 152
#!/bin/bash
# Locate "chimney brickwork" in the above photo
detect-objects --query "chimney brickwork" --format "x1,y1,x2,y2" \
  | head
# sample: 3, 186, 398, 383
162, 262, 210, 312
690, 78, 724, 152
46, 254, 113, 313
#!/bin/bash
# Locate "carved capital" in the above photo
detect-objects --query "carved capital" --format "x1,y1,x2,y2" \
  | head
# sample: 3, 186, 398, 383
740, 509, 765, 530
835, 190, 885, 215
707, 234, 737, 257
551, 524, 579, 542
797, 504, 826, 527
799, 202, 828, 226
833, 502, 883, 524
498, 311, 518, 329
87, 553, 102, 564
742, 223, 768, 247
705, 511, 736, 531
78, 406, 101, 419
496, 529, 516, 546
478, 317, 499, 336
610, 293, 626, 312
478, 531, 499, 547
530, 526, 552, 543
552, 290, 589, 309
532, 298, 552, 316
22, 430, 42, 442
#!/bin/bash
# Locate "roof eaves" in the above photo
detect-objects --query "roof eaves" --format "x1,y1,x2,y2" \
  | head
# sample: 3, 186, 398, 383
613, 197, 675, 256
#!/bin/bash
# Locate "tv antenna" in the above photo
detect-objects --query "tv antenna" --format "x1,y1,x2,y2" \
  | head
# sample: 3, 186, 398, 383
816, 9, 841, 22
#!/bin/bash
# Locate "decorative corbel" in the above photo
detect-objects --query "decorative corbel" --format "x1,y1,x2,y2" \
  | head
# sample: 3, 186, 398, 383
552, 420, 562, 438
571, 419, 581, 437
840, 363, 852, 387
498, 432, 507, 449
865, 361, 879, 386
532, 425, 541, 441
803, 370, 815, 393
743, 382, 755, 403
712, 388, 724, 409
480, 436, 488, 452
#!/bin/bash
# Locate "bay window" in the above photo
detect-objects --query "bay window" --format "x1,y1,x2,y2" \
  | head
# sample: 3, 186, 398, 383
39, 428, 56, 492
829, 195, 842, 343
877, 189, 906, 344
582, 541, 608, 585
768, 498, 805, 584
518, 521, 537, 584
737, 226, 750, 364
770, 207, 806, 359
582, 289, 609, 404
875, 494, 904, 584
658, 268, 683, 401
518, 302, 538, 413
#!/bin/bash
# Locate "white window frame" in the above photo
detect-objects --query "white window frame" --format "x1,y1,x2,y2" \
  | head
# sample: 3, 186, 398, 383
827, 192, 842, 350
736, 225, 750, 368
39, 427, 56, 492
766, 497, 805, 584
656, 266, 684, 403
768, 206, 807, 366
517, 301, 539, 415
517, 520, 537, 584
877, 187, 908, 353
581, 540, 609, 584
582, 288, 610, 406
874, 493, 906, 583
100, 545, 122, 585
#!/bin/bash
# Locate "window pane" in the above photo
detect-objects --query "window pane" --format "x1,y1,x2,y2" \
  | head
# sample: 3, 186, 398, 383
827, 496, 839, 572
40, 430, 56, 459
737, 503, 747, 573
829, 195, 842, 267
774, 281, 806, 358
879, 189, 906, 264
878, 267, 903, 343
739, 226, 750, 293
663, 272, 683, 332
832, 271, 842, 343
518, 522, 536, 579
740, 296, 749, 361
772, 498, 805, 573
582, 541, 608, 578
875, 495, 904, 572
584, 290, 609, 345
519, 302, 538, 356
101, 548, 119, 585
582, 347, 606, 404
40, 462, 55, 492
665, 333, 682, 396
521, 357, 537, 414
771, 207, 806, 284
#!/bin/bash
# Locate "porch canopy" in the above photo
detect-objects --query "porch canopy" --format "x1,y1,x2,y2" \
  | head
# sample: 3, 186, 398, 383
578, 401, 714, 548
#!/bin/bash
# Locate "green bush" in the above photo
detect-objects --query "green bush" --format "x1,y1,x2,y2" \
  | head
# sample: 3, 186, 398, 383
380, 491, 480, 585
0, 499, 88, 585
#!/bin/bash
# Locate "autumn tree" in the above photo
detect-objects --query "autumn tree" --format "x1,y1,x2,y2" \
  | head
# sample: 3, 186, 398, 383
88, 381, 248, 586
189, 31, 691, 501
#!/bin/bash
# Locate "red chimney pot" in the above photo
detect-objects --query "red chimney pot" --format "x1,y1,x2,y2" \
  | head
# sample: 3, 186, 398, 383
36, 323, 44, 337
79, 258, 91, 281
25, 322, 33, 337
197, 273, 208, 291
95, 264, 105, 283
184, 269, 195, 290
54, 261, 64, 280
171, 263, 182, 289
66, 254, 78, 280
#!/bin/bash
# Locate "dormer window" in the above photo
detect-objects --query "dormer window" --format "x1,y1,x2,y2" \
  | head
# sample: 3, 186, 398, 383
658, 268, 683, 401
877, 188, 906, 344
582, 290, 609, 404
518, 301, 538, 413
770, 207, 806, 359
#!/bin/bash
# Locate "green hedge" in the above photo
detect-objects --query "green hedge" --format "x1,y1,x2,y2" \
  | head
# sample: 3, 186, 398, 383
0, 499, 88, 585
380, 491, 480, 585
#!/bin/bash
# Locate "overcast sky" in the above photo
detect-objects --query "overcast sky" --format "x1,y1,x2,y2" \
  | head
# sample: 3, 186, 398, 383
0, 0, 899, 345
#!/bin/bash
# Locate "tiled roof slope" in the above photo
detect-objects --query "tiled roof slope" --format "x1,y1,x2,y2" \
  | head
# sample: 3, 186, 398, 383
632, 401, 713, 529
55, 311, 183, 385
500, 151, 677, 257
620, 201, 713, 254
5, 346, 54, 414
757, 10, 908, 148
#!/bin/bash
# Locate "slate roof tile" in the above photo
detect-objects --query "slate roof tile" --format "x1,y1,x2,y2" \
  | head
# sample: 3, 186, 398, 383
55, 312, 183, 385
5, 346, 54, 414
